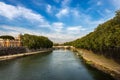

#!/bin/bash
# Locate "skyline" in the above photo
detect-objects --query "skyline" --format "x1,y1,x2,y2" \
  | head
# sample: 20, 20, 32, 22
0, 0, 120, 43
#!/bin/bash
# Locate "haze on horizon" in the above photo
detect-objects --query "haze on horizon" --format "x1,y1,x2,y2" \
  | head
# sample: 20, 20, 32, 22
0, 0, 119, 43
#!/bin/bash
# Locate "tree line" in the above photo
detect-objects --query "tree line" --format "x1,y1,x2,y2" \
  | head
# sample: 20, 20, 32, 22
0, 34, 53, 56
21, 34, 53, 49
0, 35, 15, 40
64, 10, 120, 63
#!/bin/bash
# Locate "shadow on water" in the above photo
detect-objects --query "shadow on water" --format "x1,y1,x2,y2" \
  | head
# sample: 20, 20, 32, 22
73, 53, 115, 80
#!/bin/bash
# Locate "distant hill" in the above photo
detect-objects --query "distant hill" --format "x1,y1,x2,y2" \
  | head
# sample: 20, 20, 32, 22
64, 10, 120, 62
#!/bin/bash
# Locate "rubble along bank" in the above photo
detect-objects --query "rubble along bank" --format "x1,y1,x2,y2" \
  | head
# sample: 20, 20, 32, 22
0, 48, 53, 61
75, 48, 120, 80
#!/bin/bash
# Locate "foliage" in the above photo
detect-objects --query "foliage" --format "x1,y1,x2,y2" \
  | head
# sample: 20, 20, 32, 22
53, 43, 64, 46
0, 35, 15, 40
53, 43, 60, 46
64, 10, 120, 61
0, 47, 26, 56
21, 34, 53, 49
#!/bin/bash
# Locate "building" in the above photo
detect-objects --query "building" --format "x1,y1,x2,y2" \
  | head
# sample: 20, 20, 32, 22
0, 34, 21, 47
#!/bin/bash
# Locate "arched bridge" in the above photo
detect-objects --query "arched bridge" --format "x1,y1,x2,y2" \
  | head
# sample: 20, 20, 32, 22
53, 46, 75, 49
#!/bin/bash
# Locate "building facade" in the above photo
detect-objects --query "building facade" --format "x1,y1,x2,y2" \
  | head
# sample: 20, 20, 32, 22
0, 35, 21, 47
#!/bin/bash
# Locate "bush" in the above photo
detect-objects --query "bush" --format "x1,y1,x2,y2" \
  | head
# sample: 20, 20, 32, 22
0, 47, 26, 56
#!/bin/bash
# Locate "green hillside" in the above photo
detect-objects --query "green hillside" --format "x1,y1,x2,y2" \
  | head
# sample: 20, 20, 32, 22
64, 10, 120, 62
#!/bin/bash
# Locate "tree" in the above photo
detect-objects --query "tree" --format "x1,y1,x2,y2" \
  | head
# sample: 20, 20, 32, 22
64, 10, 120, 62
21, 34, 53, 49
0, 35, 15, 40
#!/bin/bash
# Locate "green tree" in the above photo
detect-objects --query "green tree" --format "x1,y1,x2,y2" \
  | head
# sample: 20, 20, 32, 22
21, 34, 53, 49
0, 35, 15, 40
64, 10, 120, 62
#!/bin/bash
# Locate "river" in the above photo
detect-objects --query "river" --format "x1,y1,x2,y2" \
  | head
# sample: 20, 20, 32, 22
0, 49, 114, 80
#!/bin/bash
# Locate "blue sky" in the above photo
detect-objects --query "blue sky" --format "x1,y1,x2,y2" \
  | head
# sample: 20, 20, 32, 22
0, 0, 119, 43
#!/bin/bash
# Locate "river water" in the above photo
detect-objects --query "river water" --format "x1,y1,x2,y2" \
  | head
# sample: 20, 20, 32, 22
0, 49, 114, 80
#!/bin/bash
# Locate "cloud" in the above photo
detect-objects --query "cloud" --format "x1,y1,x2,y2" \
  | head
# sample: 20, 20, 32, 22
105, 9, 111, 13
62, 0, 71, 7
56, 8, 69, 18
0, 25, 38, 38
56, 6, 105, 28
0, 25, 39, 35
44, 32, 82, 43
67, 26, 86, 34
0, 25, 81, 43
0, 23, 87, 43
111, 0, 120, 9
0, 2, 45, 23
54, 0, 61, 3
51, 22, 64, 32
46, 4, 52, 13
0, 30, 20, 37
97, 1, 102, 6
54, 0, 71, 7
71, 8, 80, 18
67, 26, 85, 31
0, 2, 19, 19
56, 7, 81, 19
45, 25, 87, 43
0, 1, 116, 43
52, 22, 64, 28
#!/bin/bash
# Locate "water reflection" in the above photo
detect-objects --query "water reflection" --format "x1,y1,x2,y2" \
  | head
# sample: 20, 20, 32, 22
0, 49, 114, 80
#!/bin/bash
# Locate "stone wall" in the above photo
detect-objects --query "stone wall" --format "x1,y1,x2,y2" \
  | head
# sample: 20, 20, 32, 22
0, 47, 26, 56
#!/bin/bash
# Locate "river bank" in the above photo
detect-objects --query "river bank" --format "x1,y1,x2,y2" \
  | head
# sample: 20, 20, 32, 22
0, 48, 53, 61
75, 48, 120, 80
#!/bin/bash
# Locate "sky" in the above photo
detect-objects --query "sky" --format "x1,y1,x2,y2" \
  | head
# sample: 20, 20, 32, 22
0, 0, 120, 43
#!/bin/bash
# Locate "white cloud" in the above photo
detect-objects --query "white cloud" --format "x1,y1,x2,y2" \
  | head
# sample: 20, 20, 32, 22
71, 9, 80, 18
38, 24, 51, 28
46, 4, 52, 13
0, 2, 44, 23
54, 0, 61, 3
54, 0, 71, 7
52, 22, 64, 28
97, 1, 102, 6
56, 7, 81, 19
0, 1, 115, 43
45, 25, 87, 43
111, 0, 120, 9
0, 30, 20, 37
56, 7, 104, 30
0, 24, 86, 43
52, 22, 64, 32
67, 26, 86, 34
0, 25, 40, 35
0, 25, 79, 43
83, 17, 105, 29
105, 9, 111, 13
67, 26, 85, 31
56, 8, 69, 18
0, 2, 19, 19
44, 32, 81, 43
18, 7, 44, 22
62, 0, 71, 7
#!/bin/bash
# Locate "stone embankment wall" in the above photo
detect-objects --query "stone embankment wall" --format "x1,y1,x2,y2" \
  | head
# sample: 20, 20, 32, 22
0, 47, 53, 61
58, 46, 120, 80
75, 48, 120, 80
0, 47, 26, 56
